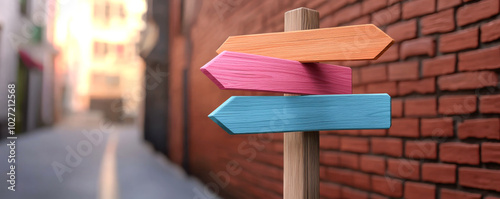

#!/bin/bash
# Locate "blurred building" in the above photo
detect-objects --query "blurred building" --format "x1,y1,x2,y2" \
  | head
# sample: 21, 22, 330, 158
53, 0, 147, 122
0, 0, 58, 137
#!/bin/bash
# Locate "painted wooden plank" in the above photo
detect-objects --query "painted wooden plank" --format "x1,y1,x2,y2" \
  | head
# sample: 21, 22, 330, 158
201, 51, 352, 95
209, 94, 392, 134
216, 24, 394, 62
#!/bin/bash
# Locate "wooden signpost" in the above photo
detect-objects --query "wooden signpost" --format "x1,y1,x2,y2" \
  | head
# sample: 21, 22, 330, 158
201, 7, 394, 199
201, 51, 352, 95
209, 94, 391, 134
217, 24, 393, 62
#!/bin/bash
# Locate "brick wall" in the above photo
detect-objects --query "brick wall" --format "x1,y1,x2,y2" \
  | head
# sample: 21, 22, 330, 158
167, 0, 500, 198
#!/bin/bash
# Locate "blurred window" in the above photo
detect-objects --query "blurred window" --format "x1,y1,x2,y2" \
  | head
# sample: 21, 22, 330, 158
93, 41, 99, 56
119, 4, 126, 18
103, 43, 108, 55
105, 2, 111, 24
20, 0, 29, 15
92, 73, 120, 87
117, 44, 124, 58
93, 3, 99, 18
94, 41, 112, 57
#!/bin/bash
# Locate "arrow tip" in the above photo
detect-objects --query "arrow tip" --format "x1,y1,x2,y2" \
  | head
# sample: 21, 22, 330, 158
208, 97, 237, 134
367, 24, 394, 60
200, 52, 227, 90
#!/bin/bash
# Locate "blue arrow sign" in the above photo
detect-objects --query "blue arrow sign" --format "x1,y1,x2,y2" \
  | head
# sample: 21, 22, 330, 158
209, 94, 391, 134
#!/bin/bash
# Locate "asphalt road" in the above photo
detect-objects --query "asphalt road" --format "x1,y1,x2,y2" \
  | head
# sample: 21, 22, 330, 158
0, 112, 216, 199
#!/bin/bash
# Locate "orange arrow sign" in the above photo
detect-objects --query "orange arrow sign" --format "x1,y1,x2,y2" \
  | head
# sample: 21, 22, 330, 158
217, 24, 393, 62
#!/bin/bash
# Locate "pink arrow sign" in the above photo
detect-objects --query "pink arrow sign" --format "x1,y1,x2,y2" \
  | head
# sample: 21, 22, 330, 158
201, 51, 352, 95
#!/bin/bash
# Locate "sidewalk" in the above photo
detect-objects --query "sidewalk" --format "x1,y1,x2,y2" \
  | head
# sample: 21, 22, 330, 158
0, 112, 216, 199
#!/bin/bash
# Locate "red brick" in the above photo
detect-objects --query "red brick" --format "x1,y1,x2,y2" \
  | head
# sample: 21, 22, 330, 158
371, 137, 403, 157
438, 71, 498, 91
353, 68, 361, 85
372, 44, 399, 64
342, 60, 370, 68
421, 9, 455, 35
360, 129, 386, 136
388, 0, 401, 5
386, 19, 417, 42
391, 98, 403, 117
440, 142, 480, 165
325, 168, 352, 184
438, 95, 477, 115
387, 158, 420, 180
320, 135, 340, 149
398, 78, 435, 96
366, 82, 398, 96
459, 167, 500, 192
271, 142, 283, 153
339, 152, 360, 169
440, 27, 478, 53
388, 61, 419, 81
458, 118, 500, 140
360, 65, 387, 84
319, 151, 339, 166
371, 175, 403, 198
331, 3, 362, 26
255, 152, 283, 167
304, 0, 328, 8
351, 172, 371, 191
362, 0, 387, 14
353, 85, 365, 94
320, 182, 341, 198
340, 137, 370, 153
388, 118, 419, 137
482, 142, 500, 164
400, 37, 435, 59
360, 155, 386, 175
406, 79, 434, 95
481, 18, 500, 42
320, 166, 327, 180
342, 186, 369, 199
457, 0, 500, 26
404, 182, 435, 199
371, 4, 401, 26
458, 46, 500, 71
317, 0, 356, 18
345, 15, 371, 26
422, 163, 456, 184
437, 0, 462, 11
422, 54, 456, 77
480, 94, 500, 113
402, 0, 436, 19
485, 196, 500, 199
370, 193, 388, 199
334, 130, 360, 136
421, 117, 454, 137
405, 140, 437, 160
404, 98, 437, 116
441, 189, 481, 199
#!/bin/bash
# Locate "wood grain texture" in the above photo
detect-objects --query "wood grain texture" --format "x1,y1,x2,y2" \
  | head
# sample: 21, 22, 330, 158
208, 94, 392, 134
201, 51, 352, 95
216, 24, 394, 62
283, 7, 320, 199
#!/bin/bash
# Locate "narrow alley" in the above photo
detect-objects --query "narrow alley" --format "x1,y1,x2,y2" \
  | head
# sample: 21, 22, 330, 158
0, 112, 215, 199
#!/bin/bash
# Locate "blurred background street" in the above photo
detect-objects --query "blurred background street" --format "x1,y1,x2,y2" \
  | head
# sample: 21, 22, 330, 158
0, 111, 212, 199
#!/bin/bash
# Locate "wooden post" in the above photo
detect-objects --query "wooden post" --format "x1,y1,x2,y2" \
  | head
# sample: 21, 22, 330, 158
283, 7, 320, 199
